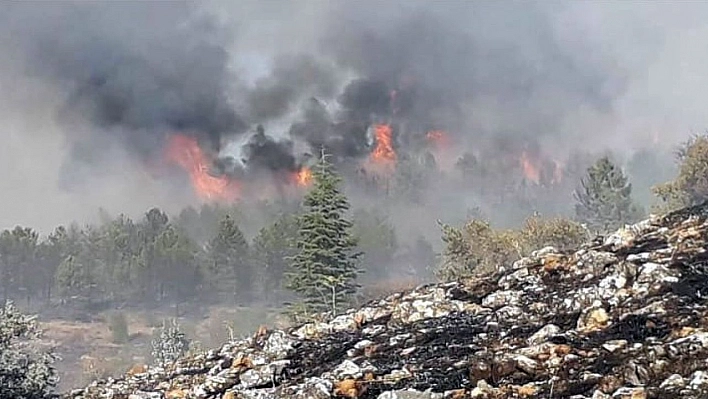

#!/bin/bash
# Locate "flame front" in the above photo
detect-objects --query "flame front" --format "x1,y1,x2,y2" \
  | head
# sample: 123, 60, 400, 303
164, 134, 239, 202
520, 151, 541, 184
370, 124, 396, 167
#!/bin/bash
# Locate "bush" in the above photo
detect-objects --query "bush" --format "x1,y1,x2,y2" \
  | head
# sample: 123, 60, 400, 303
0, 301, 58, 399
519, 214, 588, 253
435, 214, 588, 280
150, 319, 190, 365
653, 134, 708, 212
436, 219, 520, 280
108, 311, 129, 344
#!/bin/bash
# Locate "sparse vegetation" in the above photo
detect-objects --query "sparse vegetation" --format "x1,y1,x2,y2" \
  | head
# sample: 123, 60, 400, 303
436, 214, 588, 279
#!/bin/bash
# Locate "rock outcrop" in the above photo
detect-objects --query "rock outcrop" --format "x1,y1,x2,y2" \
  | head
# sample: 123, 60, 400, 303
66, 203, 708, 399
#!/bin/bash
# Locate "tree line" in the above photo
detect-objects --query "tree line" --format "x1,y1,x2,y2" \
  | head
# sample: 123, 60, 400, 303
0, 155, 436, 317
439, 133, 708, 279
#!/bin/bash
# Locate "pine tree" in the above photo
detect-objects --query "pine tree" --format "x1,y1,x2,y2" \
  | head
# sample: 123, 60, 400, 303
574, 156, 644, 233
154, 225, 201, 307
55, 255, 97, 305
206, 215, 251, 303
252, 214, 299, 303
285, 150, 362, 318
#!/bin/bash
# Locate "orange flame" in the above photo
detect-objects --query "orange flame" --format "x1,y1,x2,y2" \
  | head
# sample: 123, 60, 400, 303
293, 166, 313, 187
370, 124, 396, 167
520, 151, 540, 184
164, 134, 239, 202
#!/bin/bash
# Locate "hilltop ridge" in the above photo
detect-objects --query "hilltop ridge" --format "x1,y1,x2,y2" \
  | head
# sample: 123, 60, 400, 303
66, 202, 708, 399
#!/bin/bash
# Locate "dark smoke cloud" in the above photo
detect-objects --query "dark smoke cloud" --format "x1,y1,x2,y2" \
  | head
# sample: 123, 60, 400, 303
318, 1, 622, 143
0, 1, 246, 159
244, 54, 339, 123
0, 0, 624, 172
0, 0, 705, 232
241, 125, 297, 173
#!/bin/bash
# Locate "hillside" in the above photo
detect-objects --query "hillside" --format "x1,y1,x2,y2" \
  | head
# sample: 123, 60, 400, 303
65, 202, 708, 399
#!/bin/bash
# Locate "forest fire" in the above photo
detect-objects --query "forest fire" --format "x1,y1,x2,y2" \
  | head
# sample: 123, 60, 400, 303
370, 123, 397, 168
519, 150, 566, 186
164, 134, 240, 202
520, 151, 541, 184
293, 166, 313, 187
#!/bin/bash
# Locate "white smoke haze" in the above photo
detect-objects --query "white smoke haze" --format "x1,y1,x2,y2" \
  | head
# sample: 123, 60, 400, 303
0, 0, 704, 234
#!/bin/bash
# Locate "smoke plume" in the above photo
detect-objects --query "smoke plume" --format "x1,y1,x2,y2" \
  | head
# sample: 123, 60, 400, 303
0, 0, 704, 232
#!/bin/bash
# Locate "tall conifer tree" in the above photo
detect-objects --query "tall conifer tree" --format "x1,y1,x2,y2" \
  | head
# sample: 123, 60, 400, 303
206, 215, 250, 302
574, 156, 643, 233
285, 150, 362, 317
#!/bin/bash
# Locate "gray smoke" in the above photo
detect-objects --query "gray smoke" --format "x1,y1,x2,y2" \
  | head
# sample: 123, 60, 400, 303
0, 2, 246, 157
0, 0, 705, 231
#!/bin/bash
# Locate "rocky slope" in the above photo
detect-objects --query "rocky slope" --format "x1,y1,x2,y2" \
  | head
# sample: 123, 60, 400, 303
65, 202, 708, 399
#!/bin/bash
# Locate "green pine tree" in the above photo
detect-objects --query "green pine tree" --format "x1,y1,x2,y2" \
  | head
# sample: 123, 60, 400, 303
285, 150, 362, 319
252, 214, 299, 303
574, 156, 644, 234
55, 255, 96, 304
206, 215, 251, 303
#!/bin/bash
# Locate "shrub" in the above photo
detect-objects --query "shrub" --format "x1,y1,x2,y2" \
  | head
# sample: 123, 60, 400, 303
0, 301, 58, 399
436, 214, 588, 280
150, 319, 190, 365
435, 219, 520, 280
653, 133, 708, 212
519, 214, 588, 253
